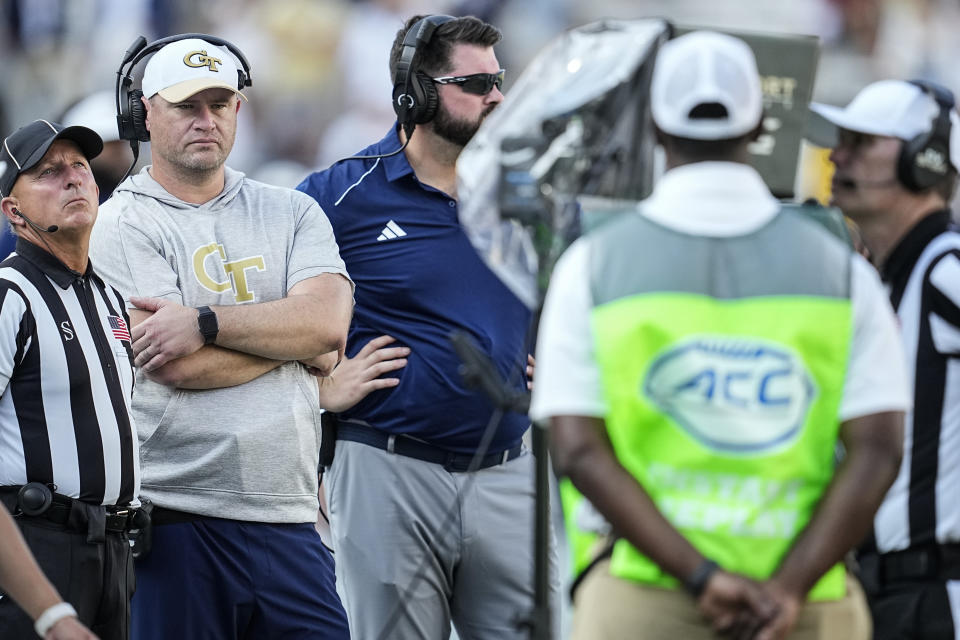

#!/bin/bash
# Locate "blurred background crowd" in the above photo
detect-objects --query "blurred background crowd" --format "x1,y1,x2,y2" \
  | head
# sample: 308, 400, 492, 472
0, 3, 955, 636
2, 0, 959, 191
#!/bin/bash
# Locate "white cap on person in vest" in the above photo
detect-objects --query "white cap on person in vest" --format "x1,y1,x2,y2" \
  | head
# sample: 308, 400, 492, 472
651, 30, 763, 141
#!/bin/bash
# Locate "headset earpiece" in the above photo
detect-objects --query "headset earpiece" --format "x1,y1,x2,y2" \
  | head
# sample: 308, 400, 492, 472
898, 80, 956, 192
413, 71, 440, 124
117, 76, 141, 142
127, 89, 150, 142
392, 15, 454, 135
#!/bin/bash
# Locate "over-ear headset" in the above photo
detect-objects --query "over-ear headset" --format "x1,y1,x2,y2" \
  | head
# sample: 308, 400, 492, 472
392, 15, 454, 137
115, 33, 253, 144
898, 79, 956, 192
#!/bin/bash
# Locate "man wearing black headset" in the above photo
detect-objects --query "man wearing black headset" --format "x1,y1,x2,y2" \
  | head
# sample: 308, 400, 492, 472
88, 36, 352, 639
810, 79, 960, 638
297, 14, 554, 640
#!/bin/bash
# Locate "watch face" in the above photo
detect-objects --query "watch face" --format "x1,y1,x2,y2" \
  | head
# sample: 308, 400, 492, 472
197, 307, 218, 344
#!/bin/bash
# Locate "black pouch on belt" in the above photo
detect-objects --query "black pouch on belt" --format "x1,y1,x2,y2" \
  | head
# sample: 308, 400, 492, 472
129, 498, 153, 560
16, 482, 53, 516
319, 412, 339, 470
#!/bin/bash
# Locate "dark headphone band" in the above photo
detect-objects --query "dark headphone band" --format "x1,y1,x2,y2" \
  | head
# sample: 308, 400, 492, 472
122, 33, 253, 90
909, 79, 955, 110
394, 15, 455, 85
897, 79, 956, 191
115, 32, 253, 124
911, 79, 954, 146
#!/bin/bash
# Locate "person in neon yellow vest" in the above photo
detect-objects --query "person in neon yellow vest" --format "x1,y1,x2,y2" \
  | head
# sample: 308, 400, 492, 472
530, 30, 910, 640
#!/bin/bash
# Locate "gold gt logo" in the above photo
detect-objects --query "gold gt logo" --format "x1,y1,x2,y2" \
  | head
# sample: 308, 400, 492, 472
193, 243, 265, 303
183, 50, 222, 72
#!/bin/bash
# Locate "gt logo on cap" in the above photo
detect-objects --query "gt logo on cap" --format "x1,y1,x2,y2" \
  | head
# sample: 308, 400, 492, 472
183, 50, 222, 72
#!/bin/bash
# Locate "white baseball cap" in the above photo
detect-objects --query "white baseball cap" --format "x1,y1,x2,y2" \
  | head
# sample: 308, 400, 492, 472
809, 80, 960, 170
651, 31, 763, 141
142, 38, 247, 103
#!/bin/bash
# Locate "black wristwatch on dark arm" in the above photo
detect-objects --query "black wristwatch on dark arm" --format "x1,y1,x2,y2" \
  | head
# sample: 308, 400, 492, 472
684, 558, 720, 598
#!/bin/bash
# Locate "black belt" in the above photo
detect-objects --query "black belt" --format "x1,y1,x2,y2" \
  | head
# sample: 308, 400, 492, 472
150, 507, 218, 526
0, 486, 136, 533
859, 544, 960, 587
336, 421, 523, 472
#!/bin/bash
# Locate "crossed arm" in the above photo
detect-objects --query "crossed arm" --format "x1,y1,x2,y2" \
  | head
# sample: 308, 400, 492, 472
129, 273, 353, 389
550, 410, 903, 640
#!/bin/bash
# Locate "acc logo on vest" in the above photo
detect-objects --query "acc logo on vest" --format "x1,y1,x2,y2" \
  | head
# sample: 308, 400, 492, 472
644, 336, 816, 454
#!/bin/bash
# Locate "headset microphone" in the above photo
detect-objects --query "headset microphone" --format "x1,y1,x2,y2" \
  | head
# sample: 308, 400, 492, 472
13, 209, 58, 233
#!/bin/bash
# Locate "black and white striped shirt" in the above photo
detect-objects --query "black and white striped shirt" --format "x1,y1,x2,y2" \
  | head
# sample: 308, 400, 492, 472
871, 210, 960, 552
0, 238, 139, 506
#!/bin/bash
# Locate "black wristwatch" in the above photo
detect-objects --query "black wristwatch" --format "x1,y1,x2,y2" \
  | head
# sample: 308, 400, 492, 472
684, 559, 719, 598
196, 306, 219, 345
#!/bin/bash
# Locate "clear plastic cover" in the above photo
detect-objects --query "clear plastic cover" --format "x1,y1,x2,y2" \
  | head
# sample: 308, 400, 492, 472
457, 19, 670, 309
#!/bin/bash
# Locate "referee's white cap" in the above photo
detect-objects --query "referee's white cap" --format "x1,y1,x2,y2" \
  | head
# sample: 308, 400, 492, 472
809, 80, 960, 171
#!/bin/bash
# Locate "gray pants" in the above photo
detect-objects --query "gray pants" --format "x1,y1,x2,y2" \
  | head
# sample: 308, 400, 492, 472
325, 439, 560, 640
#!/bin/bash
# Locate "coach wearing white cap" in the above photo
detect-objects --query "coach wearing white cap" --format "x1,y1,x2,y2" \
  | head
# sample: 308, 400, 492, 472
531, 30, 910, 639
88, 35, 352, 639
811, 79, 960, 639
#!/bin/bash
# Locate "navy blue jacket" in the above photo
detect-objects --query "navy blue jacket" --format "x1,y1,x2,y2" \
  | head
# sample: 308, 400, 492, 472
297, 126, 531, 453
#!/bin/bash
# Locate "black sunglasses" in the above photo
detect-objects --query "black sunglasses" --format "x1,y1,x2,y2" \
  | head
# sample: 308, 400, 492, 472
431, 69, 505, 95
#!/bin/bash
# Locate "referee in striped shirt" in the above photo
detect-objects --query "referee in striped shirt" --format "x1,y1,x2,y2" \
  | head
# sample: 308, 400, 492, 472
812, 80, 960, 639
0, 119, 140, 639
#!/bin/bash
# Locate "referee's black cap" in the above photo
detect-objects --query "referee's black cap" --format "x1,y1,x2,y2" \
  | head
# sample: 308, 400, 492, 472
0, 119, 103, 197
